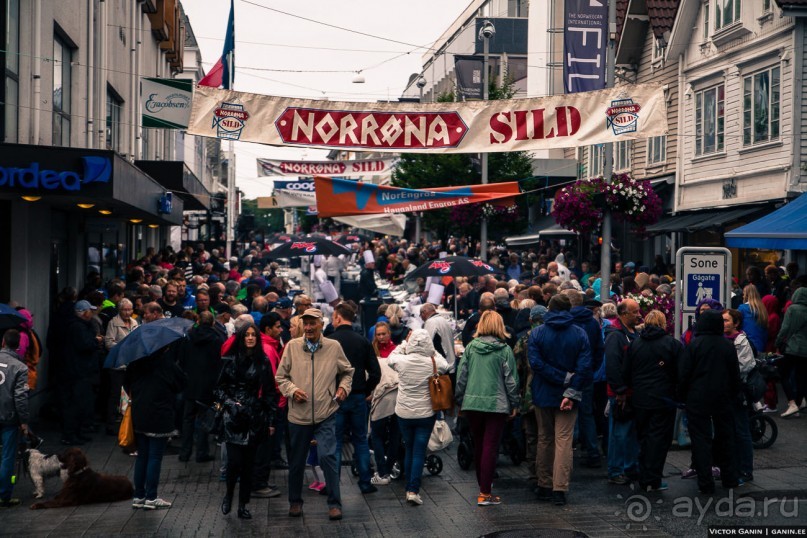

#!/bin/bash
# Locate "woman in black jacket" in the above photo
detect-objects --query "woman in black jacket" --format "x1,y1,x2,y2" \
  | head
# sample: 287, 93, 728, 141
125, 342, 187, 510
678, 309, 741, 494
215, 324, 276, 520
622, 310, 682, 492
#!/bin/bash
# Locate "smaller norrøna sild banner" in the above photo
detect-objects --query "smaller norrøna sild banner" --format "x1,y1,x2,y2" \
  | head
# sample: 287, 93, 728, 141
187, 83, 667, 154
313, 176, 521, 218
256, 157, 395, 178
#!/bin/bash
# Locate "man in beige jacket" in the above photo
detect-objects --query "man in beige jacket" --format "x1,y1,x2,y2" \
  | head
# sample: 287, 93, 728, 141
275, 308, 354, 521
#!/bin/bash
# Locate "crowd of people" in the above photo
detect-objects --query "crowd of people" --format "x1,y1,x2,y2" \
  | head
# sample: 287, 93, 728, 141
0, 237, 805, 517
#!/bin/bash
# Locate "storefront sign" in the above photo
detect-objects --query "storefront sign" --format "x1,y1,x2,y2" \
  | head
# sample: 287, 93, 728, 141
313, 176, 520, 218
142, 78, 193, 129
257, 157, 394, 178
188, 84, 667, 153
0, 156, 111, 192
271, 179, 316, 208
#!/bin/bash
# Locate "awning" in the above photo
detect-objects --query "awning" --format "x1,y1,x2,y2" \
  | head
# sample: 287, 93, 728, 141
505, 216, 577, 246
135, 160, 212, 211
725, 193, 807, 250
646, 206, 761, 234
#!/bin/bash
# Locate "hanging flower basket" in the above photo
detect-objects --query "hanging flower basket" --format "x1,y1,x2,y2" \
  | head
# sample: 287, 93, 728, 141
451, 202, 520, 229
552, 174, 662, 234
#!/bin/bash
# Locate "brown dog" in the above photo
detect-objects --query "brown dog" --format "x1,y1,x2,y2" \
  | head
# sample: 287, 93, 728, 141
30, 448, 133, 509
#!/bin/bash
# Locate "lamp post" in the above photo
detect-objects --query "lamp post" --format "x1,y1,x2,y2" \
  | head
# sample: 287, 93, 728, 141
599, 0, 617, 300
479, 20, 495, 261
415, 75, 427, 247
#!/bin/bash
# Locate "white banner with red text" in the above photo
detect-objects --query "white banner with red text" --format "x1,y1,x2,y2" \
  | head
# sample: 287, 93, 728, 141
256, 157, 395, 178
188, 84, 667, 154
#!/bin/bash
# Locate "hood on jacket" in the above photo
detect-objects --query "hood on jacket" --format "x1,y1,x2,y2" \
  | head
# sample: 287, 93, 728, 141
639, 324, 667, 340
570, 306, 594, 324
543, 310, 575, 330
695, 298, 724, 319
762, 295, 780, 315
17, 309, 33, 330
469, 335, 508, 354
694, 309, 724, 335
604, 317, 627, 335
189, 324, 221, 345
405, 329, 435, 356
792, 287, 807, 306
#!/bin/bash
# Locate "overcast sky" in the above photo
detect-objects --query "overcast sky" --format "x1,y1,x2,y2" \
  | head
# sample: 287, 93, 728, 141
181, 0, 470, 199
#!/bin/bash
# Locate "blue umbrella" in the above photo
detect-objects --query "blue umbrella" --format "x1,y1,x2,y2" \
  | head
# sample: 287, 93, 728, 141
0, 303, 26, 331
104, 317, 194, 369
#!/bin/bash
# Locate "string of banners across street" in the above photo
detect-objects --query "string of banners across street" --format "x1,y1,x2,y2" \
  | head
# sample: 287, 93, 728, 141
187, 83, 667, 153
256, 157, 395, 178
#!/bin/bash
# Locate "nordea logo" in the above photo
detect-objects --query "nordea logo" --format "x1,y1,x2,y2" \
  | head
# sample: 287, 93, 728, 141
0, 156, 111, 191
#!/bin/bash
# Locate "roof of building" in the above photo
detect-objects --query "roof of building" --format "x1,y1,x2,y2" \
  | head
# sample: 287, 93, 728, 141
647, 0, 680, 39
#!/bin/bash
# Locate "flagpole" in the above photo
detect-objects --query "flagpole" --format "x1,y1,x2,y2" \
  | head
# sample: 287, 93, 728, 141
225, 49, 236, 260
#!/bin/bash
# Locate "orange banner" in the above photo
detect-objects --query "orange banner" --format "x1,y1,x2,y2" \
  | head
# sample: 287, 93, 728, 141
313, 176, 520, 218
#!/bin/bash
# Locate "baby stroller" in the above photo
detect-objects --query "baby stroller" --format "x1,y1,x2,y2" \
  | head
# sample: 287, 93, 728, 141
747, 353, 781, 450
455, 413, 525, 471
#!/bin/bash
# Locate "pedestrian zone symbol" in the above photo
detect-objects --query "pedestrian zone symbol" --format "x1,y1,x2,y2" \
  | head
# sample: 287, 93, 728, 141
687, 274, 720, 307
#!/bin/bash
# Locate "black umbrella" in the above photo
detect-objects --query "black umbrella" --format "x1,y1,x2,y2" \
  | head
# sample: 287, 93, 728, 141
335, 233, 373, 245
265, 237, 352, 259
405, 256, 503, 319
103, 317, 194, 369
0, 303, 26, 331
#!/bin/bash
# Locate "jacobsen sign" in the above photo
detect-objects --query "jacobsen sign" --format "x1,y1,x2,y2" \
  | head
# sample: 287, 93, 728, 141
674, 247, 732, 340
188, 83, 668, 153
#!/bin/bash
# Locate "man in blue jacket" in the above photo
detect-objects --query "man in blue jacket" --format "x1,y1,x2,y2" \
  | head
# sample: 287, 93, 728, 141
565, 290, 605, 468
528, 294, 592, 506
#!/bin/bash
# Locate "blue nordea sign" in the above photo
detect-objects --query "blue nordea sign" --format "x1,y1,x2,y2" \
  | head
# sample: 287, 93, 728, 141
0, 156, 111, 192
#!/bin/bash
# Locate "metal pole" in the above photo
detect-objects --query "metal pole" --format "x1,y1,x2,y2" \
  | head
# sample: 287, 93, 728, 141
416, 83, 425, 246
599, 0, 617, 300
225, 50, 236, 259
480, 33, 490, 261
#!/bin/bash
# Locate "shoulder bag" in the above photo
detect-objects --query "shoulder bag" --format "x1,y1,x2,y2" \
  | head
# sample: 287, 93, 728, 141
429, 355, 454, 412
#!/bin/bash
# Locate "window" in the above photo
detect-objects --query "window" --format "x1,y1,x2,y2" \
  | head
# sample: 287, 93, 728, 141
647, 135, 667, 165
3, 0, 19, 142
695, 84, 725, 156
614, 140, 631, 172
588, 144, 605, 177
743, 66, 780, 145
53, 36, 71, 146
653, 37, 666, 62
106, 85, 123, 151
762, 0, 771, 12
703, 1, 710, 41
715, 0, 741, 31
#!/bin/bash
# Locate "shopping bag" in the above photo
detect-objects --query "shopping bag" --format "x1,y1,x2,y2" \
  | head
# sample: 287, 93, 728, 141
427, 418, 453, 452
118, 406, 135, 450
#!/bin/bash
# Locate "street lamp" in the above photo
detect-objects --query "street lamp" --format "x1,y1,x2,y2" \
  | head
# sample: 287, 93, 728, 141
416, 75, 427, 101
478, 20, 495, 261
415, 75, 427, 246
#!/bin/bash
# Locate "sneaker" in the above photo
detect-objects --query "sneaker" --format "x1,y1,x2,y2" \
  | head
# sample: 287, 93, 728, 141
681, 468, 697, 479
552, 491, 567, 506
762, 406, 778, 414
712, 466, 721, 479
288, 503, 303, 517
646, 482, 669, 492
534, 486, 553, 502
477, 493, 502, 506
308, 481, 324, 492
608, 474, 629, 485
781, 402, 800, 418
132, 497, 146, 509
740, 473, 754, 483
406, 492, 423, 505
252, 487, 281, 498
0, 498, 21, 508
370, 473, 391, 486
143, 498, 172, 510
360, 484, 378, 494
328, 507, 343, 520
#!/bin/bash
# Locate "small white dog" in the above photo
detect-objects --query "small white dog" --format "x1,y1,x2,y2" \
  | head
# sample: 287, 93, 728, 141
24, 448, 67, 499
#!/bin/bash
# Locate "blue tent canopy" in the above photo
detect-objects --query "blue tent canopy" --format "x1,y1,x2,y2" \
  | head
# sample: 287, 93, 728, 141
725, 193, 807, 250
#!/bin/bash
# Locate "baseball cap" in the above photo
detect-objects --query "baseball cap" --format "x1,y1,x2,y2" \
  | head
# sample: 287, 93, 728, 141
530, 305, 548, 321
275, 297, 293, 309
74, 300, 97, 312
300, 308, 323, 319
584, 299, 603, 309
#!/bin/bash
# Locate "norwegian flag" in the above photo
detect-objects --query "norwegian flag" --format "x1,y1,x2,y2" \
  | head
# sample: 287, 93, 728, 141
198, 0, 235, 89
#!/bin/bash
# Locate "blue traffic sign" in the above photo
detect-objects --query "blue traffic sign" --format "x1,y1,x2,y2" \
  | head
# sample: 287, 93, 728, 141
687, 274, 721, 307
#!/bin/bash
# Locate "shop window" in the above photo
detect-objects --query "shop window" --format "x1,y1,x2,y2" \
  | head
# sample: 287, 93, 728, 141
588, 144, 605, 177
647, 135, 667, 165
3, 0, 20, 142
106, 85, 123, 152
53, 35, 72, 147
614, 140, 631, 172
743, 66, 780, 145
695, 84, 725, 156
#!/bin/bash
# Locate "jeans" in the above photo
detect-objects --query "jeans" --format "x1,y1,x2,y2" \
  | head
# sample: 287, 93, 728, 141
398, 414, 436, 494
535, 406, 578, 492
0, 425, 19, 501
634, 407, 675, 489
688, 408, 738, 491
133, 434, 168, 501
179, 400, 210, 461
521, 410, 538, 481
732, 402, 753, 477
288, 415, 341, 508
335, 393, 372, 489
577, 384, 601, 463
270, 406, 289, 462
370, 415, 400, 477
465, 411, 507, 495
226, 442, 258, 505
607, 397, 639, 478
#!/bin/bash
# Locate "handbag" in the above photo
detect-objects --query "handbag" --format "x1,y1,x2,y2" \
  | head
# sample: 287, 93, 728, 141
197, 401, 223, 435
118, 406, 136, 450
428, 355, 454, 412
427, 418, 453, 452
743, 367, 767, 403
